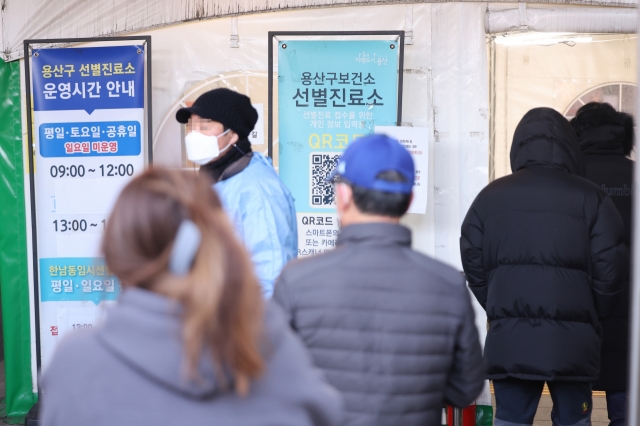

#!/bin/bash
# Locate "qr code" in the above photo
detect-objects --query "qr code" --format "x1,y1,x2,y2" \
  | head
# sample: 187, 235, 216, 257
310, 153, 342, 207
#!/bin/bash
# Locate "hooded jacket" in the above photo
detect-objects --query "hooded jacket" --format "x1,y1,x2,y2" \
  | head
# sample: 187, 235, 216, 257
460, 107, 628, 382
215, 152, 298, 298
40, 288, 342, 426
573, 107, 634, 391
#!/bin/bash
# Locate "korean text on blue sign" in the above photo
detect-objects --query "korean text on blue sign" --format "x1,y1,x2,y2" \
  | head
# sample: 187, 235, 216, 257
278, 40, 400, 213
39, 121, 141, 157
32, 45, 144, 114
40, 257, 121, 305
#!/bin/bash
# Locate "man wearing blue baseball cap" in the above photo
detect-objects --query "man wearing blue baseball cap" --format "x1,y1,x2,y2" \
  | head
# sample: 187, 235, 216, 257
273, 134, 484, 426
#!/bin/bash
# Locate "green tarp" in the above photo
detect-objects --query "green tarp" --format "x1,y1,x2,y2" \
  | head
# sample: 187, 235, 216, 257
0, 59, 36, 423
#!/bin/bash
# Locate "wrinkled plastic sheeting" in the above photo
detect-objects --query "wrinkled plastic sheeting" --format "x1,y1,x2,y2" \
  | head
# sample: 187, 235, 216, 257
391, 4, 435, 258
1, 0, 403, 62
432, 2, 489, 268
431, 2, 491, 406
3, 0, 639, 62
486, 6, 637, 34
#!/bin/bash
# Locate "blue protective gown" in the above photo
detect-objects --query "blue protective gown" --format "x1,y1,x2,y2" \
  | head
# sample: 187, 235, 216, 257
214, 152, 298, 298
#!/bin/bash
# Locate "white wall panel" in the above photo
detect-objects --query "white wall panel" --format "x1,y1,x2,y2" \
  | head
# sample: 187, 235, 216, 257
431, 1, 490, 405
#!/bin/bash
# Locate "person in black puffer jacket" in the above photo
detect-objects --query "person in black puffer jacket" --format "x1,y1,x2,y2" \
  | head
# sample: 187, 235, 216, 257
461, 107, 628, 426
571, 102, 634, 426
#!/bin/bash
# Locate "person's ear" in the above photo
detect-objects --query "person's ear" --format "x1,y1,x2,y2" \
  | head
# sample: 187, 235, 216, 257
228, 130, 240, 145
404, 192, 414, 214
336, 183, 352, 212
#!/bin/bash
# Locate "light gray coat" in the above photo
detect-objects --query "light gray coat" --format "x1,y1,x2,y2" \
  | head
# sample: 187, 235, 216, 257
41, 288, 342, 426
273, 223, 484, 426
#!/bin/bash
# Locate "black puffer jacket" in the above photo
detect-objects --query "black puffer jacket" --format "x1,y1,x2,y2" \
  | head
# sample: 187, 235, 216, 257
571, 103, 634, 391
460, 107, 628, 382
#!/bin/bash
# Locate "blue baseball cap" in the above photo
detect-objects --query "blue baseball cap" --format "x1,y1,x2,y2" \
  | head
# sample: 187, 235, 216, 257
327, 134, 415, 194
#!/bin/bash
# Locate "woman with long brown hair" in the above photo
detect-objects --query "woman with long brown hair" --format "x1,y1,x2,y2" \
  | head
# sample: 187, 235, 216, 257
40, 168, 341, 426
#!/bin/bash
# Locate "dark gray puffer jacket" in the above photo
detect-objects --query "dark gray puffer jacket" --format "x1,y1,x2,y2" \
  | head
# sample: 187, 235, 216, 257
273, 223, 484, 426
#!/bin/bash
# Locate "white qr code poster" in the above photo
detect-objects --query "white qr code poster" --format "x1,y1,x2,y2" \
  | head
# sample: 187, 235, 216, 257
278, 39, 401, 258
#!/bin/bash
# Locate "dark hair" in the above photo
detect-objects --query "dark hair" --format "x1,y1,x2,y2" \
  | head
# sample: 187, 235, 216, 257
345, 170, 412, 218
570, 101, 634, 156
102, 168, 264, 396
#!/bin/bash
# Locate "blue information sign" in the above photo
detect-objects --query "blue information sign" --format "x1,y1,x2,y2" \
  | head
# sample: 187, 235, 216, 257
39, 121, 141, 157
31, 42, 148, 367
32, 45, 144, 114
39, 258, 121, 305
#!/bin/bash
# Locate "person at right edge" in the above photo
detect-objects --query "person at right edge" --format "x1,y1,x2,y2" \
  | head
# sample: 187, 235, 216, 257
460, 107, 629, 426
571, 102, 634, 426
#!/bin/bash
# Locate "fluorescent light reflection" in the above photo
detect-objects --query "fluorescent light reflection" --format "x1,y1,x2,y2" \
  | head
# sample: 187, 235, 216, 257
494, 32, 593, 47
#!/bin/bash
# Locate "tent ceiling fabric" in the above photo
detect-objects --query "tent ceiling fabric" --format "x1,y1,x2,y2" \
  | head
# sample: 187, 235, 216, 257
2, 0, 637, 62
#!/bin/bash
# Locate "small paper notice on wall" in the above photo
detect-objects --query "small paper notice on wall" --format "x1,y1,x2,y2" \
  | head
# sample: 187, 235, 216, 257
249, 103, 265, 145
375, 126, 429, 215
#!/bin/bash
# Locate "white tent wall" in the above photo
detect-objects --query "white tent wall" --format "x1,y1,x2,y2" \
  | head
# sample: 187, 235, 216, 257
9, 0, 492, 405
103, 1, 492, 405
14, 2, 492, 403
430, 2, 492, 404
492, 34, 637, 179
137, 2, 490, 334
5, 0, 640, 414
124, 2, 490, 270
10, 0, 639, 410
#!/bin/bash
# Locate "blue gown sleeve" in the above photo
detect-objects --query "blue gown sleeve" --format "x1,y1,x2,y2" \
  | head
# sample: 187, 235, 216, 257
235, 191, 288, 298
215, 154, 298, 299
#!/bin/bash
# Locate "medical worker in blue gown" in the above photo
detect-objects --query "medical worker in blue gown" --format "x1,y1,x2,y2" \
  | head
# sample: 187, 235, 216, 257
176, 88, 297, 297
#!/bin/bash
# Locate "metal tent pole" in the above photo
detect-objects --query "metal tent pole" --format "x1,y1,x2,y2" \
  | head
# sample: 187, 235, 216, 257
627, 11, 640, 424
452, 407, 463, 426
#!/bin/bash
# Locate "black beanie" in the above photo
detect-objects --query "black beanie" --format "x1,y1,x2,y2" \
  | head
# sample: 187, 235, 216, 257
176, 88, 258, 139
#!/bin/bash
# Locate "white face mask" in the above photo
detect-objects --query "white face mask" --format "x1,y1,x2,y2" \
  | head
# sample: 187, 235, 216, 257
184, 129, 231, 165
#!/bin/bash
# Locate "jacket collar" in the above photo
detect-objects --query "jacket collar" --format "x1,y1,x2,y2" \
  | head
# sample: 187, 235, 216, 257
337, 223, 412, 247
200, 138, 253, 183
